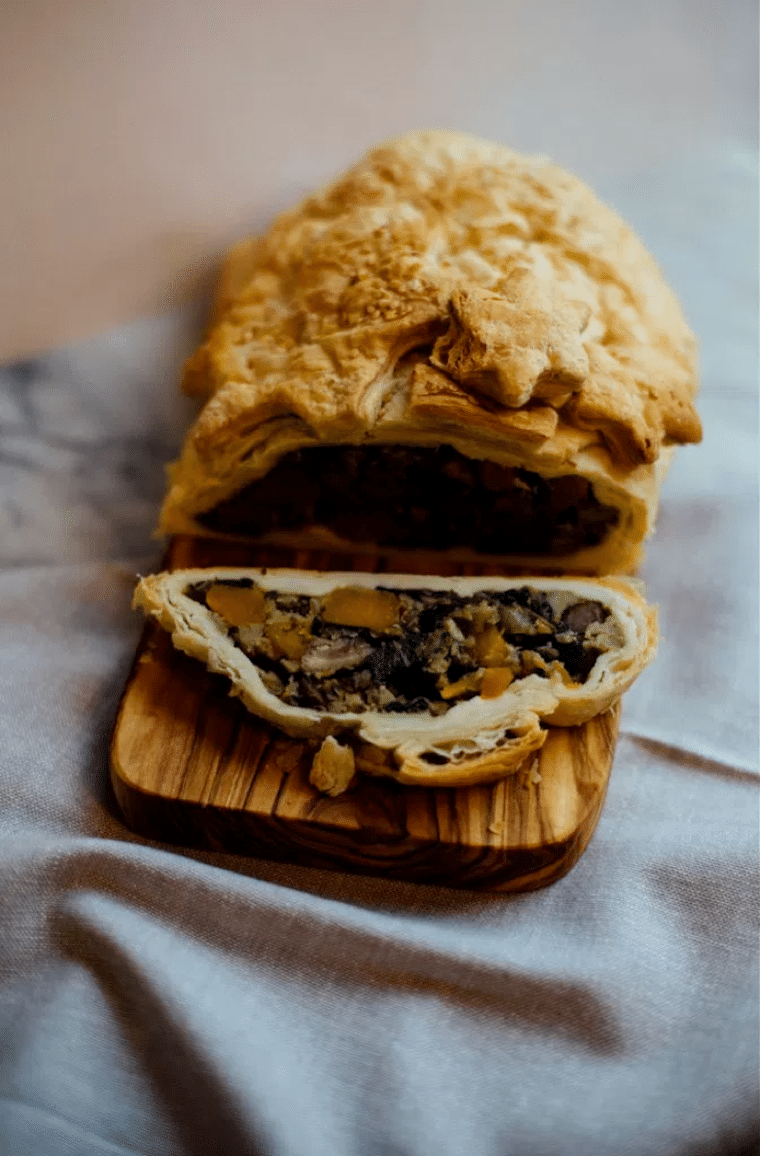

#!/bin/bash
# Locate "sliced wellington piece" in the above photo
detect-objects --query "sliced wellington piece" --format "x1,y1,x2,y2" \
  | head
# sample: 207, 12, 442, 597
133, 568, 657, 792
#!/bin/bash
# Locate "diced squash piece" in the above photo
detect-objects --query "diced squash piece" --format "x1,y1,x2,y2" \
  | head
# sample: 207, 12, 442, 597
480, 667, 515, 699
266, 621, 311, 661
322, 586, 399, 631
206, 583, 266, 626
473, 624, 511, 667
440, 670, 483, 700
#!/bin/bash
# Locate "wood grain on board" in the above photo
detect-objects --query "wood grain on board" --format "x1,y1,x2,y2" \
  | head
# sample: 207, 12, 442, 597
109, 536, 621, 891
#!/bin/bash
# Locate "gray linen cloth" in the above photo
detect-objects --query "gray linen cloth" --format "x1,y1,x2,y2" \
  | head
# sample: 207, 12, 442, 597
0, 149, 757, 1155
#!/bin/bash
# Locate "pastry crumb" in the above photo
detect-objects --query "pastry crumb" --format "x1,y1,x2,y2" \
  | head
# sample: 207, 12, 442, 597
309, 736, 356, 797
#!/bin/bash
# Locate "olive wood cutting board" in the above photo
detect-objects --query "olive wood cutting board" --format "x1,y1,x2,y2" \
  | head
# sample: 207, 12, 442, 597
109, 536, 621, 891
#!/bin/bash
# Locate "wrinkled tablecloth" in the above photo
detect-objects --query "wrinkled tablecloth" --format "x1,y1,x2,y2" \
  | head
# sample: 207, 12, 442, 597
0, 24, 757, 1156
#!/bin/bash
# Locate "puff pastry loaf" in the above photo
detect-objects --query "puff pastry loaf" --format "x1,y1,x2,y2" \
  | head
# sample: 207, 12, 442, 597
134, 568, 657, 792
159, 130, 700, 574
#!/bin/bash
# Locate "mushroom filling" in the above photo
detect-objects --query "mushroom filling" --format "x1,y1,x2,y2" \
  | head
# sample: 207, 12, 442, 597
190, 580, 625, 715
196, 445, 619, 557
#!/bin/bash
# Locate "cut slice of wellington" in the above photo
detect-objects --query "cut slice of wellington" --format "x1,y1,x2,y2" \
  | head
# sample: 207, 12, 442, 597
133, 569, 656, 794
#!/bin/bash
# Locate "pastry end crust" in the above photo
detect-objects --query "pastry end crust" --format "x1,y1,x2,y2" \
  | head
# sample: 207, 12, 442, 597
159, 130, 700, 574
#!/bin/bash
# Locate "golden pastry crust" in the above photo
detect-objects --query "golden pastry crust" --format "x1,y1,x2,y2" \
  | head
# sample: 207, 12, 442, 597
161, 130, 700, 572
133, 568, 657, 791
162, 355, 675, 576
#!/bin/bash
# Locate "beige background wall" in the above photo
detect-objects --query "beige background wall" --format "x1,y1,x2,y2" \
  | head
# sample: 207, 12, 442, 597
0, 0, 754, 360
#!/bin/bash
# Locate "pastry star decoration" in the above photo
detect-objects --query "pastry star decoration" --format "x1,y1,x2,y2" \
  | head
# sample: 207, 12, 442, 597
431, 265, 592, 410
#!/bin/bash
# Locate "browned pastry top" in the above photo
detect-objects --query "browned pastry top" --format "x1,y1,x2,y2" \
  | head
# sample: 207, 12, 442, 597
182, 130, 700, 471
